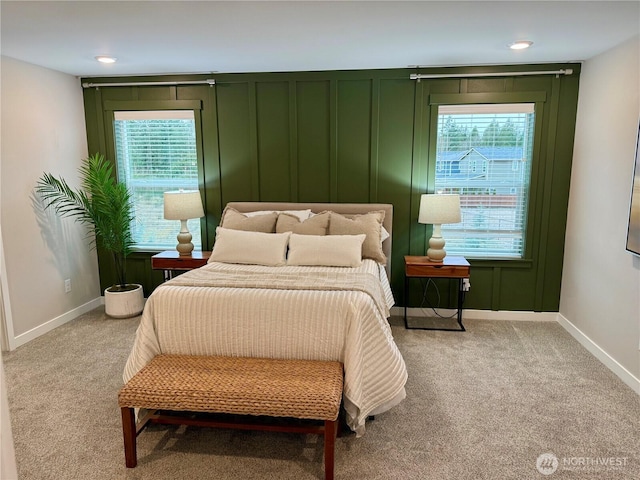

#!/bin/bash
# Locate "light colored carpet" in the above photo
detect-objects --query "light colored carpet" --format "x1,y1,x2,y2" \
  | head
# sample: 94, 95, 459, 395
3, 309, 639, 479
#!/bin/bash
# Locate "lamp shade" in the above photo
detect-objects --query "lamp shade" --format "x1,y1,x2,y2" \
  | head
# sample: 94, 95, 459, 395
418, 194, 461, 225
163, 190, 204, 220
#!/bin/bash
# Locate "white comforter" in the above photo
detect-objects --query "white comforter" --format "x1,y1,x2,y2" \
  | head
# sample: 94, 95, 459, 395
123, 259, 407, 436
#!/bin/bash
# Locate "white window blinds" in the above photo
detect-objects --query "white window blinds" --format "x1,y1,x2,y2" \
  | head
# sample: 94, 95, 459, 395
435, 104, 535, 259
114, 110, 201, 251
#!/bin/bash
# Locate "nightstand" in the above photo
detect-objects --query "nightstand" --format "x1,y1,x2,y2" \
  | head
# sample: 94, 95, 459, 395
404, 255, 470, 331
151, 250, 211, 281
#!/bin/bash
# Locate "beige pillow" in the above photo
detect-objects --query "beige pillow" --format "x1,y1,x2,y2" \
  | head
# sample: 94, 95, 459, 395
287, 234, 365, 267
209, 227, 290, 266
328, 211, 386, 264
276, 211, 330, 235
220, 207, 277, 232
245, 209, 312, 221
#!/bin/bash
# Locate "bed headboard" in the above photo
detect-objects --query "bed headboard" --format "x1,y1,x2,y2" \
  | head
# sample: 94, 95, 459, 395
225, 202, 393, 278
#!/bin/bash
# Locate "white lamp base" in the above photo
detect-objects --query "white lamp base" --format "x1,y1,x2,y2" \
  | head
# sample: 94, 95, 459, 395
176, 219, 194, 256
427, 224, 447, 262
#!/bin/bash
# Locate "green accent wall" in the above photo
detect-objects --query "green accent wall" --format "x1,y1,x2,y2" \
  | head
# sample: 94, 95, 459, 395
81, 64, 581, 311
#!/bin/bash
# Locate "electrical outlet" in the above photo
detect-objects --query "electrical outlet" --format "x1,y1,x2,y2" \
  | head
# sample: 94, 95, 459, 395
462, 278, 471, 291
64, 278, 71, 293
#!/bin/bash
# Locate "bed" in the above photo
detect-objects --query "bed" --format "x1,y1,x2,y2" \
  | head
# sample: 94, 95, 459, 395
123, 202, 408, 436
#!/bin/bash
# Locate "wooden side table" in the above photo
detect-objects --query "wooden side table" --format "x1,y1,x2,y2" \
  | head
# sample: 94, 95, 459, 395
151, 250, 211, 281
404, 255, 470, 331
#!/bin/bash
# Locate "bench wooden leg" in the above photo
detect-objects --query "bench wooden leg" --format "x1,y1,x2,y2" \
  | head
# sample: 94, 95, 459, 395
324, 419, 337, 480
121, 407, 137, 468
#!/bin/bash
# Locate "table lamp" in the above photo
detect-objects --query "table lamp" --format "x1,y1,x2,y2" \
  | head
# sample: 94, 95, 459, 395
418, 193, 461, 262
163, 190, 205, 256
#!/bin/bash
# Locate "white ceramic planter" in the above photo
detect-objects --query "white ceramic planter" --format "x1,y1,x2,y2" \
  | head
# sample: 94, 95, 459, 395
104, 284, 144, 318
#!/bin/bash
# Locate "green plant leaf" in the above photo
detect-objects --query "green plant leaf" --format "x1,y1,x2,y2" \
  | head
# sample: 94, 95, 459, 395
35, 153, 134, 288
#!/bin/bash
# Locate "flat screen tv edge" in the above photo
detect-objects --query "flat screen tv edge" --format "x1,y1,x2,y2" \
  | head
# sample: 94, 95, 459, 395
626, 120, 640, 257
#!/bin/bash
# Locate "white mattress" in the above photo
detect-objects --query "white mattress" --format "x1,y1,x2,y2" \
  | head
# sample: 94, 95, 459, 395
123, 259, 407, 436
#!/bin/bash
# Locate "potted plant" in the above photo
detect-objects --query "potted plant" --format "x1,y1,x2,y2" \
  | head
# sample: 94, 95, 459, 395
36, 153, 144, 318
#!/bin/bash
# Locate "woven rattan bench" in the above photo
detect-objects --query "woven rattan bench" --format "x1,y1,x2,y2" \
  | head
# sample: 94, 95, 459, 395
118, 354, 344, 479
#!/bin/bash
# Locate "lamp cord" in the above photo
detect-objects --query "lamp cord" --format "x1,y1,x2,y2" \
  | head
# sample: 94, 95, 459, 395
418, 278, 463, 319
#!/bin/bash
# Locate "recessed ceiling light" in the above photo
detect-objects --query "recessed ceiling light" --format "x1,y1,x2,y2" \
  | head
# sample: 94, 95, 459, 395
509, 41, 533, 50
95, 55, 117, 64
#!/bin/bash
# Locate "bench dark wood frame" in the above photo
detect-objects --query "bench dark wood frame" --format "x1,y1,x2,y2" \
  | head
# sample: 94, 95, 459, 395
121, 408, 340, 478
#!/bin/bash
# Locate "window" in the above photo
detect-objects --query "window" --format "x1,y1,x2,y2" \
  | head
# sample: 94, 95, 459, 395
113, 110, 201, 251
435, 103, 535, 259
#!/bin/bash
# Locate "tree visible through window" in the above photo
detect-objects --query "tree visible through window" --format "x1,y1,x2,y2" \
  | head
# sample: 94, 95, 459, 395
113, 110, 201, 251
435, 104, 535, 259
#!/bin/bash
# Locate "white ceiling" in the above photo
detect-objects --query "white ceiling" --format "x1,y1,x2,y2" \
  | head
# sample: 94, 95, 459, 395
1, 1, 639, 78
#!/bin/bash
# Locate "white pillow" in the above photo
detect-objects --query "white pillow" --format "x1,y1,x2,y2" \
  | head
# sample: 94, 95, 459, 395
287, 233, 365, 267
209, 227, 290, 266
244, 209, 312, 221
381, 226, 390, 242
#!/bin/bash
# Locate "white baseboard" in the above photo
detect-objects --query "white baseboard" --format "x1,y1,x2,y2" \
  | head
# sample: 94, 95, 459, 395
391, 306, 558, 322
462, 309, 558, 321
11, 297, 103, 350
556, 313, 640, 395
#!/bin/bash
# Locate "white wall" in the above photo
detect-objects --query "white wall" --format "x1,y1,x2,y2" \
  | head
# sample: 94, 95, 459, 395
560, 36, 640, 392
0, 56, 101, 349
